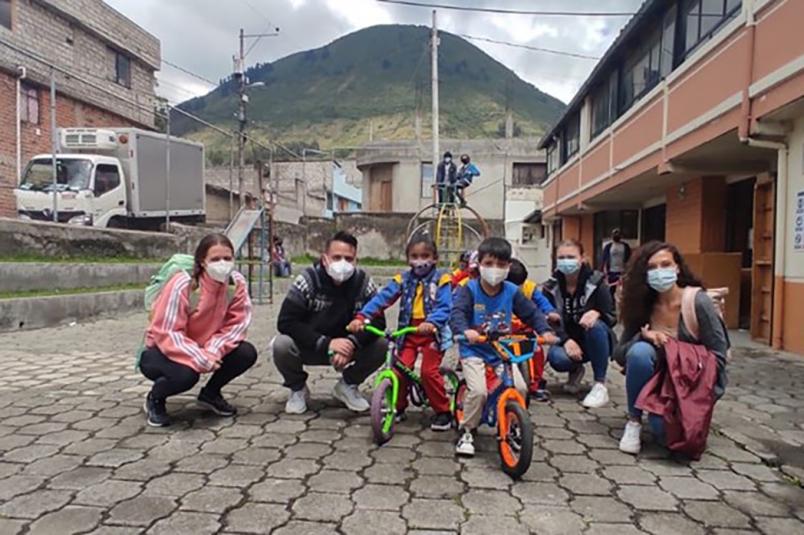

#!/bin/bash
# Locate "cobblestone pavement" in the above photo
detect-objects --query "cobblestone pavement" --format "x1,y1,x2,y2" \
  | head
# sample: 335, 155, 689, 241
0, 306, 802, 534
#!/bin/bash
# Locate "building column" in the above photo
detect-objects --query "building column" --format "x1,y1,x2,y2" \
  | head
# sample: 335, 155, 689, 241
665, 176, 727, 254
561, 214, 594, 259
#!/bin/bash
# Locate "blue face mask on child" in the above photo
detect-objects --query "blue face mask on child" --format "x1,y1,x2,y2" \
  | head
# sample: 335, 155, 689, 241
556, 258, 580, 275
647, 268, 677, 293
411, 260, 435, 278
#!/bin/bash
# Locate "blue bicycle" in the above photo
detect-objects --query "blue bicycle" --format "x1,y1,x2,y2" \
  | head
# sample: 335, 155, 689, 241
453, 333, 542, 479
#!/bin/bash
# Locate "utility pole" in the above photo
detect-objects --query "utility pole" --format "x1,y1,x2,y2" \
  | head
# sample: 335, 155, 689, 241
234, 26, 280, 211
431, 9, 440, 170
236, 28, 247, 210
50, 69, 58, 222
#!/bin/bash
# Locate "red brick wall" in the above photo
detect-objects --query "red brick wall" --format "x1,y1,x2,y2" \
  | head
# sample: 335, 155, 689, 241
0, 71, 141, 217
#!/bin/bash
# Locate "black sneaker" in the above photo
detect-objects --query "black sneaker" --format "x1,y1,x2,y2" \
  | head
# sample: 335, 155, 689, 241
197, 388, 237, 417
395, 410, 407, 423
430, 412, 453, 432
143, 393, 170, 427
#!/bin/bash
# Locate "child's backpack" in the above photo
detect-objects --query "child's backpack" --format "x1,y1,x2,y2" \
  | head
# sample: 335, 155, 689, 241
135, 254, 236, 370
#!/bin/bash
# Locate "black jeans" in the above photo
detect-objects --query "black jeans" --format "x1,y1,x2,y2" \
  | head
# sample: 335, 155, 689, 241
272, 334, 387, 391
140, 341, 257, 401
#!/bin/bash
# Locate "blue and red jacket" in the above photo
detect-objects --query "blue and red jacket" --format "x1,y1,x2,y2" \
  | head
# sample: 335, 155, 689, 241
357, 267, 453, 350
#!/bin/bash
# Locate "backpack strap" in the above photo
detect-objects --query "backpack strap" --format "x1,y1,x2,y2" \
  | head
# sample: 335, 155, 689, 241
681, 286, 701, 342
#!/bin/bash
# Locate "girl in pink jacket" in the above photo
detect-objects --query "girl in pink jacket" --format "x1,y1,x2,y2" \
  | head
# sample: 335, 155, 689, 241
140, 233, 256, 427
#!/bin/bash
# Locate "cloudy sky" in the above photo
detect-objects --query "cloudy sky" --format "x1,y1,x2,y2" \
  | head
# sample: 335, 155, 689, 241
106, 0, 645, 105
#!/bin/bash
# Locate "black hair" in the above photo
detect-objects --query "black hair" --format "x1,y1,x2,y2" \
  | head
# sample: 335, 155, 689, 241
443, 151, 452, 159
326, 230, 358, 251
193, 233, 235, 287
477, 237, 512, 263
507, 258, 528, 286
460, 153, 470, 163
406, 232, 438, 258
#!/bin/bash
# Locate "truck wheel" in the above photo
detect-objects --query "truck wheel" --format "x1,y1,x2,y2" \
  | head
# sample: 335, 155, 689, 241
107, 217, 126, 229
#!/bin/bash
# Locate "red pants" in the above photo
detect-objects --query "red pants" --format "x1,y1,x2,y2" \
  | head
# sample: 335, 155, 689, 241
396, 332, 450, 414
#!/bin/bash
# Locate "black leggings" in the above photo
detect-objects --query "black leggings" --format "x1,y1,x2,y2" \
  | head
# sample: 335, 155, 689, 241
140, 341, 257, 400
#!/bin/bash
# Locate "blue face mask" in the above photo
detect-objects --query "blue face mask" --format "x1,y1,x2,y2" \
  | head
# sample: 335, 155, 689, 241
647, 268, 678, 293
556, 258, 580, 275
411, 260, 435, 278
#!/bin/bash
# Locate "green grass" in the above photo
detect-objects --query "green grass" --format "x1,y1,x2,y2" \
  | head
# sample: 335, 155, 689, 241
0, 254, 162, 264
0, 283, 145, 300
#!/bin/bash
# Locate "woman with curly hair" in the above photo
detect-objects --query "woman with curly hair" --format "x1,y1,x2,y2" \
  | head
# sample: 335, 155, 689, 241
613, 241, 728, 455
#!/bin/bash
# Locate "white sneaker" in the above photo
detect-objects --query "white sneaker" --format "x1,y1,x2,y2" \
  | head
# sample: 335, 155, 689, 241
285, 386, 309, 414
455, 429, 475, 457
333, 379, 369, 412
619, 421, 642, 455
582, 382, 609, 409
563, 365, 585, 394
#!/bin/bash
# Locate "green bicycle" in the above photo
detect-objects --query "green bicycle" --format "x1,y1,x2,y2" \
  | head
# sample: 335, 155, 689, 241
364, 323, 460, 445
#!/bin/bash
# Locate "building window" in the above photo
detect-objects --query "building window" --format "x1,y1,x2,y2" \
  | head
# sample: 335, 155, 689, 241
683, 0, 741, 56
0, 0, 11, 30
565, 114, 580, 159
546, 143, 560, 175
420, 162, 434, 198
19, 83, 39, 124
661, 5, 677, 76
620, 27, 663, 113
512, 163, 547, 187
114, 51, 131, 87
591, 71, 618, 137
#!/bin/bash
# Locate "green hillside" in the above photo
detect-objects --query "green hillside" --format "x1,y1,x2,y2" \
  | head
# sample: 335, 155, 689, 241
173, 24, 565, 160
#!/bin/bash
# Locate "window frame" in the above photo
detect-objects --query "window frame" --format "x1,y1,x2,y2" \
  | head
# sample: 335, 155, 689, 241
420, 161, 434, 199
546, 143, 560, 176
114, 50, 132, 88
512, 162, 547, 187
0, 0, 13, 31
19, 83, 39, 125
565, 113, 580, 160
682, 0, 742, 57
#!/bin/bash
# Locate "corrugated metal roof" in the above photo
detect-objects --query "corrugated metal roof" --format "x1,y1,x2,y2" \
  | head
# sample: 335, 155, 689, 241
538, 0, 661, 149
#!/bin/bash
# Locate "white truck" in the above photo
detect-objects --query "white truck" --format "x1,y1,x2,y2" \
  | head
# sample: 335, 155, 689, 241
15, 128, 206, 229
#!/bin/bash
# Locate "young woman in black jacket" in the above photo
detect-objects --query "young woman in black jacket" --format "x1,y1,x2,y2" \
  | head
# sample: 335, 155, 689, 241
543, 240, 615, 409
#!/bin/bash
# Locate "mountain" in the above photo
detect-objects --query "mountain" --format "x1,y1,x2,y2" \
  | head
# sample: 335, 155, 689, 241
173, 24, 566, 161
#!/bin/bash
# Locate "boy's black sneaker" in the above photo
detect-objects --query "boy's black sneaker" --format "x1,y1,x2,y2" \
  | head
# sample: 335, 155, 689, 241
197, 388, 237, 417
430, 412, 453, 431
143, 393, 170, 427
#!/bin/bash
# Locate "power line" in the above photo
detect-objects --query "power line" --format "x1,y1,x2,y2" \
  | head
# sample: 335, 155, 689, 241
376, 0, 636, 17
161, 58, 218, 87
459, 34, 600, 60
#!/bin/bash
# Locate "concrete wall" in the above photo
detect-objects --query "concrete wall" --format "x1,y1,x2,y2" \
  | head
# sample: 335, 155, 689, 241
0, 262, 162, 292
0, 289, 143, 331
0, 217, 192, 259
780, 115, 804, 354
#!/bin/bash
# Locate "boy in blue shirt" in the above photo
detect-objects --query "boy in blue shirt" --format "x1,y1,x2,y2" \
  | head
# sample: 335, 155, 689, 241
450, 237, 558, 457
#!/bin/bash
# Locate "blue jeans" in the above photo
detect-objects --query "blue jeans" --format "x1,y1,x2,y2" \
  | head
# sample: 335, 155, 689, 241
547, 321, 610, 382
625, 341, 665, 442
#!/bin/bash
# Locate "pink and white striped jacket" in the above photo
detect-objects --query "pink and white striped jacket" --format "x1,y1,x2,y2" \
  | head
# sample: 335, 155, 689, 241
145, 270, 252, 373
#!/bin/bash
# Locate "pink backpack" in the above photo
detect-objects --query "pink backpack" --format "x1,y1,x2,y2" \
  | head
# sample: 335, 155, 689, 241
681, 287, 732, 361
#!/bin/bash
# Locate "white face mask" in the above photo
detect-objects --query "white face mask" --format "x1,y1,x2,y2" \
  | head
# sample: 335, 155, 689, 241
325, 257, 355, 283
206, 260, 234, 283
480, 266, 509, 286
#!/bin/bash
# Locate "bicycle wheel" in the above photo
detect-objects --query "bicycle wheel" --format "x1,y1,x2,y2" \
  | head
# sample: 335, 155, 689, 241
452, 380, 467, 428
370, 378, 396, 445
498, 400, 534, 479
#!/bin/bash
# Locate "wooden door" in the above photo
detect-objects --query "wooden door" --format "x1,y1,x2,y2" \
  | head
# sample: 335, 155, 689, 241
751, 176, 775, 343
369, 164, 393, 212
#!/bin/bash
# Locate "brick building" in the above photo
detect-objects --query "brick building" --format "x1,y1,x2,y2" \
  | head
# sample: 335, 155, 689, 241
0, 0, 159, 216
539, 0, 804, 354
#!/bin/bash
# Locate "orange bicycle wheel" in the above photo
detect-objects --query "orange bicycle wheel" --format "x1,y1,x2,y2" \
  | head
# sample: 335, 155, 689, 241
498, 400, 533, 479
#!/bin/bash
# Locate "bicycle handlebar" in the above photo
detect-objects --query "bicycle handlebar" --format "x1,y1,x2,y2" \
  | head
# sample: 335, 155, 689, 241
364, 323, 419, 339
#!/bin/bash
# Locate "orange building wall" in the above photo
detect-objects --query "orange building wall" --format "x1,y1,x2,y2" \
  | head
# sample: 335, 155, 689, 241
781, 280, 804, 354
665, 177, 727, 254
561, 214, 594, 261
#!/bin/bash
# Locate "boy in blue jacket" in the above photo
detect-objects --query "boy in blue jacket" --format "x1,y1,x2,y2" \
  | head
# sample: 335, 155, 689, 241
451, 237, 558, 456
349, 234, 454, 431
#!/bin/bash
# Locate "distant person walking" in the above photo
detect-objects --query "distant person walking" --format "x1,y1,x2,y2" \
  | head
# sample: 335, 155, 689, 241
435, 151, 457, 204
600, 229, 631, 299
456, 154, 480, 206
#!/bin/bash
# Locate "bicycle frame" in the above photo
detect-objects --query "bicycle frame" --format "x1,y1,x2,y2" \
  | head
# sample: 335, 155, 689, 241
367, 324, 419, 411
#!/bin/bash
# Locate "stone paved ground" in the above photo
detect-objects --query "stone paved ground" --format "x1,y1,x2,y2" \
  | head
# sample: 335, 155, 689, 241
0, 305, 802, 534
